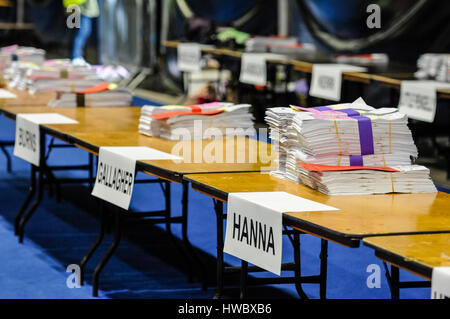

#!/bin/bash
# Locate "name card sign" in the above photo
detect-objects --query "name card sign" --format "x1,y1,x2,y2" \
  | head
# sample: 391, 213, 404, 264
92, 147, 181, 210
224, 192, 338, 275
239, 53, 286, 86
13, 113, 78, 166
431, 267, 450, 299
309, 64, 367, 101
0, 88, 17, 99
177, 43, 202, 72
398, 80, 450, 123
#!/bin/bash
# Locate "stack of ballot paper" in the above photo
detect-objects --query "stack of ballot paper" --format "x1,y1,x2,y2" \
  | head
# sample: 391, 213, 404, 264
296, 163, 437, 195
27, 62, 101, 93
415, 54, 450, 83
334, 53, 389, 66
265, 98, 435, 194
3, 61, 40, 90
265, 106, 297, 179
139, 102, 255, 140
48, 82, 132, 107
0, 45, 45, 71
245, 36, 317, 59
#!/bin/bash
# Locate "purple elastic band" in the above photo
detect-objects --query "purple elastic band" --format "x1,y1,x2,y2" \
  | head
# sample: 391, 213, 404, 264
349, 155, 363, 166
338, 108, 360, 117
313, 106, 333, 111
353, 116, 374, 155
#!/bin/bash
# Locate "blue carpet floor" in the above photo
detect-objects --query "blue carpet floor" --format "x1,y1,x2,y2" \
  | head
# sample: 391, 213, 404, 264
0, 113, 433, 299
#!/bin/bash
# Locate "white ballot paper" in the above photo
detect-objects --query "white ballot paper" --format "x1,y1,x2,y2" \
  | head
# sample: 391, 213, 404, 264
309, 64, 367, 101
0, 88, 17, 99
398, 80, 450, 123
224, 191, 338, 275
177, 43, 202, 72
431, 267, 450, 299
92, 146, 181, 210
239, 53, 286, 86
13, 113, 78, 166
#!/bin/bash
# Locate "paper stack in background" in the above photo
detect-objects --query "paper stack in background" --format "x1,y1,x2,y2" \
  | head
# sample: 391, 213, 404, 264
2, 50, 131, 93
48, 82, 132, 107
333, 53, 389, 66
139, 102, 255, 140
0, 45, 45, 72
265, 106, 297, 179
297, 163, 436, 195
265, 98, 436, 194
26, 60, 101, 93
245, 36, 317, 59
415, 53, 450, 83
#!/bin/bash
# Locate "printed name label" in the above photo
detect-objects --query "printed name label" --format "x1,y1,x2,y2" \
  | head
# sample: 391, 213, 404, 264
431, 267, 450, 299
13, 115, 40, 166
223, 192, 338, 275
177, 43, 202, 72
13, 113, 78, 167
91, 148, 137, 210
239, 53, 268, 86
309, 64, 367, 101
91, 146, 181, 210
224, 192, 282, 275
398, 81, 450, 123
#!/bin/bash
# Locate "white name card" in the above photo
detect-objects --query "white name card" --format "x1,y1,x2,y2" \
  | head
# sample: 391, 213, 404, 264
13, 113, 78, 166
0, 88, 17, 99
398, 80, 450, 123
224, 191, 338, 275
91, 147, 182, 210
239, 53, 286, 86
431, 267, 450, 299
309, 64, 367, 101
177, 43, 202, 72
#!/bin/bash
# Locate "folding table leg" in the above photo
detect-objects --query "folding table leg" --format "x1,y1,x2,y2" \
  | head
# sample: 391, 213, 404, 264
390, 265, 400, 299
92, 206, 122, 297
293, 231, 309, 299
0, 143, 12, 172
181, 181, 208, 290
383, 262, 400, 300
319, 239, 328, 300
80, 200, 107, 286
17, 132, 46, 243
240, 260, 248, 299
14, 164, 37, 235
163, 181, 195, 283
88, 153, 94, 191
213, 199, 224, 299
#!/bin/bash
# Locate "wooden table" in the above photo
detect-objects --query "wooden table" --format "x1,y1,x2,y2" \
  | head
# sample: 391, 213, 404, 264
0, 90, 56, 172
184, 171, 450, 298
364, 233, 450, 280
164, 40, 450, 99
0, 102, 277, 297
0, 105, 276, 183
363, 233, 450, 298
0, 89, 55, 107
185, 172, 450, 247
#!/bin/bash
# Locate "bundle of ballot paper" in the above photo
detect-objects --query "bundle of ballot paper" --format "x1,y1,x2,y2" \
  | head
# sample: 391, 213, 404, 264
245, 36, 317, 59
139, 102, 255, 140
265, 98, 435, 194
333, 53, 389, 66
296, 163, 436, 195
3, 61, 40, 90
0, 45, 45, 71
415, 53, 450, 83
48, 82, 132, 107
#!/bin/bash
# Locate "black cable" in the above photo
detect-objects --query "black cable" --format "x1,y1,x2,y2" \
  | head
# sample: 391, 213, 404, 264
296, 0, 431, 52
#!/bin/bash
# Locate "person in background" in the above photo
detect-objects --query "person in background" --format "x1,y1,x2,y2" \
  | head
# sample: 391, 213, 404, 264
64, 0, 99, 66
